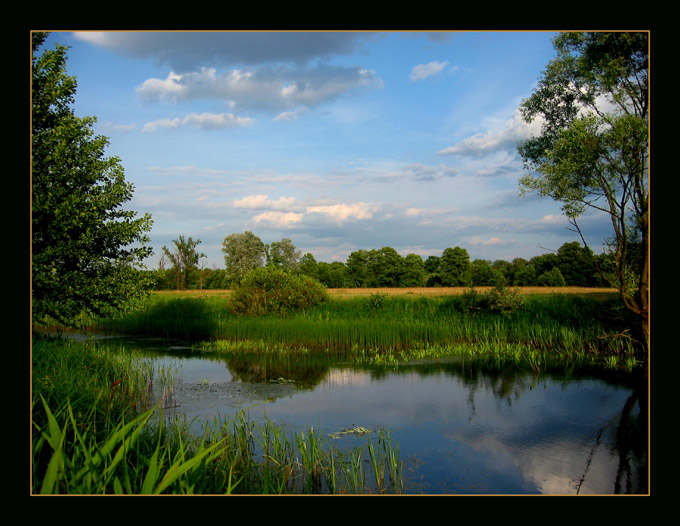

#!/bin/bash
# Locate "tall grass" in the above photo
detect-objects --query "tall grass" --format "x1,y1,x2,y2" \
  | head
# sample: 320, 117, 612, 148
31, 337, 403, 494
94, 291, 639, 357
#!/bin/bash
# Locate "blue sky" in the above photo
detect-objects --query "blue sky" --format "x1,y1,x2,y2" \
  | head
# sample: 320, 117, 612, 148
42, 31, 612, 269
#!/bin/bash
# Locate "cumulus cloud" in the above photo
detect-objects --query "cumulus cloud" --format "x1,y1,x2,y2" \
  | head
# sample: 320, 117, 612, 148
305, 202, 380, 223
251, 211, 304, 228
136, 65, 382, 113
142, 112, 255, 132
232, 193, 381, 227
410, 60, 450, 81
438, 109, 543, 157
232, 194, 298, 210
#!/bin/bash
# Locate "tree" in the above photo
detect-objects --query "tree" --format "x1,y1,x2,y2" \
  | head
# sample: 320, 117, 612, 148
365, 247, 402, 287
32, 32, 154, 325
556, 241, 597, 287
511, 258, 535, 286
298, 253, 319, 280
470, 259, 499, 287
317, 261, 350, 288
162, 235, 205, 290
222, 231, 266, 286
424, 255, 442, 287
440, 247, 472, 287
537, 267, 566, 287
266, 238, 301, 270
517, 31, 649, 346
400, 254, 427, 287
346, 250, 369, 287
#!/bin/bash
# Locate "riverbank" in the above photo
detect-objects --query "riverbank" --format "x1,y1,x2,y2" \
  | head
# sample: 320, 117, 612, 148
94, 288, 638, 359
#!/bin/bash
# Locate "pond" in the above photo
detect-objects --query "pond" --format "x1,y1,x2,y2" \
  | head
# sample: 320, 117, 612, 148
96, 335, 648, 495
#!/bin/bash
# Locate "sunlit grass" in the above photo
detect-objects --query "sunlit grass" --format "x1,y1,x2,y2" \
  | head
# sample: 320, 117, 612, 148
94, 289, 637, 358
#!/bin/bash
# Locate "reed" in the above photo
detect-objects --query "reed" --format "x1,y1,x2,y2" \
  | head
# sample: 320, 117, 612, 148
92, 290, 640, 358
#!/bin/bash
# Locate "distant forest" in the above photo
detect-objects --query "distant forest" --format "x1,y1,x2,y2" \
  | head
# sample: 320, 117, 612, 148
150, 238, 619, 291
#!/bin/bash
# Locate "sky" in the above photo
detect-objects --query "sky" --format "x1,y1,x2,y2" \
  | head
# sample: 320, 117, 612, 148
40, 30, 613, 269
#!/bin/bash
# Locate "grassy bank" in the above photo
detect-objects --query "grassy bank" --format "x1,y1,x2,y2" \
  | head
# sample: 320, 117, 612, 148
32, 337, 403, 494
94, 288, 638, 359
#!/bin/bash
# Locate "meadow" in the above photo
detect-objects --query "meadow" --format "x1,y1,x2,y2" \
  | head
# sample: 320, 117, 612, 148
96, 286, 635, 362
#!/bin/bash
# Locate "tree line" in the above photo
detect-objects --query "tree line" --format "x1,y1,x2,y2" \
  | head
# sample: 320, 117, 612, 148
150, 231, 616, 291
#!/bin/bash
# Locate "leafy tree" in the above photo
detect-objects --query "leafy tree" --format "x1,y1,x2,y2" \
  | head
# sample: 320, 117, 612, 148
368, 247, 403, 287
162, 235, 205, 290
266, 238, 301, 270
298, 253, 319, 280
424, 256, 442, 287
346, 250, 370, 287
530, 253, 558, 278
317, 261, 350, 288
492, 259, 512, 286
510, 258, 535, 286
440, 247, 472, 287
556, 241, 596, 286
517, 31, 649, 345
32, 32, 153, 325
470, 259, 500, 287
536, 267, 566, 287
400, 254, 427, 287
222, 231, 266, 286
205, 268, 229, 290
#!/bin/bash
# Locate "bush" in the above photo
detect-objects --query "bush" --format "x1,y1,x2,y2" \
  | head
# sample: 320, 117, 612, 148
229, 267, 329, 316
460, 285, 525, 316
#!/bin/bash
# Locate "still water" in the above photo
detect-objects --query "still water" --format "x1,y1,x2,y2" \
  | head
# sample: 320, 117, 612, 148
114, 337, 648, 495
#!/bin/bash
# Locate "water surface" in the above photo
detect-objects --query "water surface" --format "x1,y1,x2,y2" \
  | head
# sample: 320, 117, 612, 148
106, 336, 649, 495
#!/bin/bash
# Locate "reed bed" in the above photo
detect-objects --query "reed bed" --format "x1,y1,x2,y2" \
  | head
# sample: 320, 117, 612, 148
96, 290, 637, 358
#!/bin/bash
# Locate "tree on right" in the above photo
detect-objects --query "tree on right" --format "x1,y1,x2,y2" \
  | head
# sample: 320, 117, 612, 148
517, 31, 649, 349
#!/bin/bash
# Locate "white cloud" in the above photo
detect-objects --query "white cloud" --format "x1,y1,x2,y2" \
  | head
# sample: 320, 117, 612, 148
305, 202, 380, 223
142, 112, 255, 132
251, 211, 304, 228
410, 60, 450, 81
274, 107, 308, 122
232, 194, 298, 210
438, 109, 542, 156
136, 65, 382, 113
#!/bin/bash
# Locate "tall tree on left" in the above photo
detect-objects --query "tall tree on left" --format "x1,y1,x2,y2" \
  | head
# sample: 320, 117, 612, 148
32, 32, 154, 326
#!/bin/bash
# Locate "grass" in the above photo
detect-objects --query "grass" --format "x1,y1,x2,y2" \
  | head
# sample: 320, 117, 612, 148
31, 337, 404, 494
93, 287, 638, 361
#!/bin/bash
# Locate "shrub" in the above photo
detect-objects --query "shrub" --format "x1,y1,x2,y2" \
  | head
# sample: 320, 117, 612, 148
229, 267, 329, 316
459, 285, 525, 316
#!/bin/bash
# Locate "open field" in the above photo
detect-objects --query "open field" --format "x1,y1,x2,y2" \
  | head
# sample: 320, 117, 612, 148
154, 287, 619, 299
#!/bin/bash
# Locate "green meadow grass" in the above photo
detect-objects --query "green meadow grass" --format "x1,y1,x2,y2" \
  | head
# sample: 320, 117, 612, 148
94, 291, 638, 358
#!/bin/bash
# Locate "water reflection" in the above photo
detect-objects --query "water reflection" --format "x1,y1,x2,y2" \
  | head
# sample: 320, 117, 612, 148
92, 336, 648, 495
